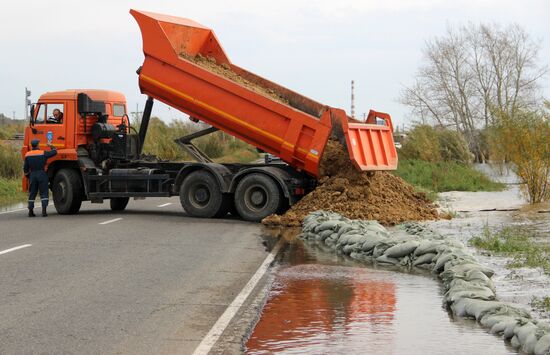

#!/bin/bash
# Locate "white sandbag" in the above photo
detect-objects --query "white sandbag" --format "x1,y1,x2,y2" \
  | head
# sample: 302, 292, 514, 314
412, 253, 436, 266
376, 255, 399, 265
515, 322, 539, 348
414, 241, 442, 256
384, 241, 420, 258
534, 334, 550, 355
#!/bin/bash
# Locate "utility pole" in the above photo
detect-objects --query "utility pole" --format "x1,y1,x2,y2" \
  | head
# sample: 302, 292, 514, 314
350, 80, 355, 119
131, 103, 143, 124
13, 111, 16, 120
25, 87, 31, 120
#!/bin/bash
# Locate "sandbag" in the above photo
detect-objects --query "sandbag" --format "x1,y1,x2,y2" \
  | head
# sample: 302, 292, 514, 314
516, 323, 539, 348
534, 334, 550, 355
361, 236, 386, 253
384, 241, 420, 258
412, 253, 436, 266
376, 255, 399, 265
414, 241, 442, 256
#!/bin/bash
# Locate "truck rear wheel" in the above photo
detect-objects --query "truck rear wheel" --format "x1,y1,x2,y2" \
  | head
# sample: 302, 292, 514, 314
53, 169, 83, 214
234, 173, 281, 222
180, 170, 228, 218
110, 197, 129, 211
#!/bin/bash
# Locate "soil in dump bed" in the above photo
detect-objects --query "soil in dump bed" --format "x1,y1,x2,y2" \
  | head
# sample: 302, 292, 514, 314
263, 140, 440, 227
180, 54, 290, 106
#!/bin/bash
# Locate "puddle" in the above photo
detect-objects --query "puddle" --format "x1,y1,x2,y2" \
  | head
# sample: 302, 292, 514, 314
246, 237, 516, 354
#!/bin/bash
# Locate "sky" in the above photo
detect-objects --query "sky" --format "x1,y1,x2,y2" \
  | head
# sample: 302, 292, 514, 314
0, 0, 548, 129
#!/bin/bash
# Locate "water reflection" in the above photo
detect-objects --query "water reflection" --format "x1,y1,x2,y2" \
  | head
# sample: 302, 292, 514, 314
247, 234, 515, 354
247, 264, 396, 354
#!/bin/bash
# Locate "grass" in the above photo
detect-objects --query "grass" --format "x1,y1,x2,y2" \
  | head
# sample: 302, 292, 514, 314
213, 147, 261, 163
470, 225, 550, 274
0, 178, 26, 206
530, 296, 550, 312
393, 159, 504, 193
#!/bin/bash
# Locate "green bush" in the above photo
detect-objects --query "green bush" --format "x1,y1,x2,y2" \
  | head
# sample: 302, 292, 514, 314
140, 117, 259, 163
400, 125, 472, 164
393, 159, 504, 192
0, 144, 21, 179
471, 225, 550, 274
0, 178, 25, 205
488, 109, 550, 203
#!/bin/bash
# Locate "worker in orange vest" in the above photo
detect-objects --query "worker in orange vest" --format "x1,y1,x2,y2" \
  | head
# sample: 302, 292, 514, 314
23, 139, 57, 217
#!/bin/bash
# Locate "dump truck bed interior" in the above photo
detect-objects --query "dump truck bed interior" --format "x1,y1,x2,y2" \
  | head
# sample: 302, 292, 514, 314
131, 9, 397, 177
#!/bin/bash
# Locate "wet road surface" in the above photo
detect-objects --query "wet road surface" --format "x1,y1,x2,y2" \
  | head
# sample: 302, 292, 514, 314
246, 236, 516, 354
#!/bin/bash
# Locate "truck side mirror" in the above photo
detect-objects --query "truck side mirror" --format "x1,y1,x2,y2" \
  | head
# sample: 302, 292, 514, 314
30, 104, 35, 125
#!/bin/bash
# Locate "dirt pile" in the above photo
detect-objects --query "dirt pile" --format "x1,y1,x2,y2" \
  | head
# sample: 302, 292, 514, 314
180, 53, 289, 105
263, 140, 440, 227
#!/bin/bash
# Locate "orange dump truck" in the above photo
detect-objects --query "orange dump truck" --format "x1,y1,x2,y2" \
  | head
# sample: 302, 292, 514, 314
22, 10, 397, 222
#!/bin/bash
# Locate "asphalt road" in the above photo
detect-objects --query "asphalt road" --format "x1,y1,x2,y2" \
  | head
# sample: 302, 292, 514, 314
0, 197, 270, 354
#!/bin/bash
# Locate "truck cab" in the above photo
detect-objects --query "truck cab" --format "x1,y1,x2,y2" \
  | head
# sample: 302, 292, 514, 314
24, 89, 128, 154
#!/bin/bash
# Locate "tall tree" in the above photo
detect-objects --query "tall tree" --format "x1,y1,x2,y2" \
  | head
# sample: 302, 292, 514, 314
401, 23, 548, 160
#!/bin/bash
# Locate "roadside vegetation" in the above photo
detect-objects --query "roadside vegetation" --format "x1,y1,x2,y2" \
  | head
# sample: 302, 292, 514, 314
530, 296, 550, 312
392, 125, 503, 194
487, 108, 550, 203
470, 225, 550, 274
0, 142, 25, 205
139, 117, 260, 162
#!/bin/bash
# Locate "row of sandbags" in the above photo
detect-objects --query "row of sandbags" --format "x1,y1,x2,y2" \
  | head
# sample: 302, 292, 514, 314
300, 211, 550, 355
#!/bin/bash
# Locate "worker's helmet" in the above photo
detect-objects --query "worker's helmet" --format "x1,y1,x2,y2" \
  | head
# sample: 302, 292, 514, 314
31, 139, 40, 148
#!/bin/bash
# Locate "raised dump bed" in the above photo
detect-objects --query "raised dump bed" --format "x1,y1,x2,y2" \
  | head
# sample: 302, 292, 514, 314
131, 9, 397, 177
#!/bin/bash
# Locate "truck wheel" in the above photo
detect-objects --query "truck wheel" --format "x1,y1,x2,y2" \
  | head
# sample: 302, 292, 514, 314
110, 197, 129, 211
53, 169, 83, 214
234, 173, 281, 222
180, 170, 227, 218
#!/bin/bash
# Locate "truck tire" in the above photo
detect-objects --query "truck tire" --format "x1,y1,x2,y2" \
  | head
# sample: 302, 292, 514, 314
180, 170, 228, 218
110, 197, 129, 211
52, 169, 83, 214
234, 173, 281, 222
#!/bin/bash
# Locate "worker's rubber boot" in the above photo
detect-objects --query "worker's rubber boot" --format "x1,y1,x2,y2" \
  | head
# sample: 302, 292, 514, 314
42, 208, 48, 217
28, 209, 35, 217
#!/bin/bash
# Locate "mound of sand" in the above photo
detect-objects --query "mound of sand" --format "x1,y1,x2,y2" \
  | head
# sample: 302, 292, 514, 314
180, 53, 289, 105
263, 140, 440, 227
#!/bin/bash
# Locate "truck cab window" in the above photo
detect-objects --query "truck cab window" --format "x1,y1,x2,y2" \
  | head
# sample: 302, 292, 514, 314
47, 104, 64, 124
113, 104, 126, 117
34, 104, 46, 124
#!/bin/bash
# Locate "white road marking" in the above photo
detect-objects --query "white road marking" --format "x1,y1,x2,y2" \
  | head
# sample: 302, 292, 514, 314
0, 208, 27, 215
0, 244, 32, 256
99, 218, 123, 225
192, 239, 283, 355
157, 203, 172, 207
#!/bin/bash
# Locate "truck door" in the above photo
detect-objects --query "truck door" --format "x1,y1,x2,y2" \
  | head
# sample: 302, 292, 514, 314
31, 102, 67, 149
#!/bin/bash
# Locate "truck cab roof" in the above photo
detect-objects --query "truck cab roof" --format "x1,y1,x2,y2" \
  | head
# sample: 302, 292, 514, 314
38, 89, 126, 102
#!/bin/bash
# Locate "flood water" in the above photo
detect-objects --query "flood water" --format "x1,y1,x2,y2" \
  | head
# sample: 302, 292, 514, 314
246, 237, 516, 354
